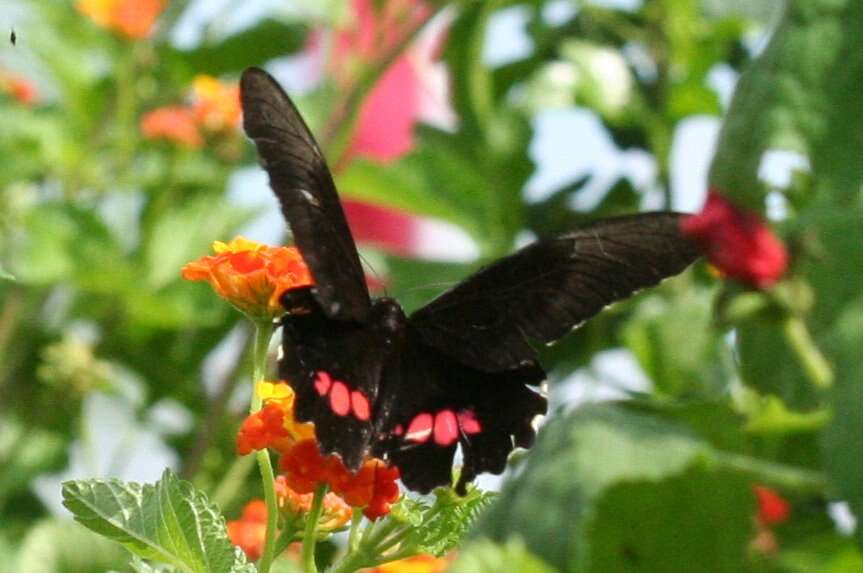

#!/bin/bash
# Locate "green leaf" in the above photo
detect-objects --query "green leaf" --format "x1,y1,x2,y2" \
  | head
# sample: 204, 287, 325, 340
449, 539, 560, 573
588, 468, 751, 572
391, 487, 496, 557
143, 196, 257, 290
710, 0, 863, 208
738, 387, 831, 435
14, 520, 130, 573
0, 417, 67, 503
160, 19, 307, 80
62, 469, 255, 573
0, 265, 14, 281
336, 158, 479, 232
821, 297, 863, 548
780, 534, 863, 573
473, 404, 754, 572
622, 288, 730, 398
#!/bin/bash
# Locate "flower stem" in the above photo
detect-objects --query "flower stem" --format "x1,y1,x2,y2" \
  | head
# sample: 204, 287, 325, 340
250, 321, 275, 413
302, 484, 328, 573
348, 508, 364, 552
782, 315, 833, 389
714, 451, 828, 493
250, 321, 278, 573
256, 450, 280, 573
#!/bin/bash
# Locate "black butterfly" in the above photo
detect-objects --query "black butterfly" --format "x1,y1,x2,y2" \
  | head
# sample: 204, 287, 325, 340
240, 67, 699, 494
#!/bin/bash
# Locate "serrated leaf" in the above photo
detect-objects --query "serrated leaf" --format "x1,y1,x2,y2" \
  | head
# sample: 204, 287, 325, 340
62, 469, 256, 573
392, 488, 496, 556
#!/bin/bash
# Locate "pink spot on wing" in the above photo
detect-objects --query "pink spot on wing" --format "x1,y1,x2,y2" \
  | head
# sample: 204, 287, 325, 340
314, 371, 332, 396
329, 381, 351, 416
457, 409, 482, 435
351, 390, 371, 421
393, 424, 404, 436
433, 410, 459, 447
405, 413, 433, 443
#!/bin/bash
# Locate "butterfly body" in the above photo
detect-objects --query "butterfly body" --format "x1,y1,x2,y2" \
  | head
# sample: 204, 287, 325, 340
240, 67, 700, 494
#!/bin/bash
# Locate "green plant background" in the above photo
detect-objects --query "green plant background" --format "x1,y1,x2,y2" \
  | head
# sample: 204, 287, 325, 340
2, 0, 862, 572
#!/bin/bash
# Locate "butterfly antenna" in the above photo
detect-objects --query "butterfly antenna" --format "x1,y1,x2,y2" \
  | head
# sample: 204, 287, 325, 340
400, 281, 460, 296
358, 252, 389, 297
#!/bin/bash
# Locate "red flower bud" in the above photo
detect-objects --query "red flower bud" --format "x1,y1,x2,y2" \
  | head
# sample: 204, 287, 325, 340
680, 190, 788, 288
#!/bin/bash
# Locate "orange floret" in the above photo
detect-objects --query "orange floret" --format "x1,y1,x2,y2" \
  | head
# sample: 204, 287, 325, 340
182, 237, 314, 321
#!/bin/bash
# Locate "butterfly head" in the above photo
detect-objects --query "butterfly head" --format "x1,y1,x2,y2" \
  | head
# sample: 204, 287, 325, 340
280, 286, 319, 315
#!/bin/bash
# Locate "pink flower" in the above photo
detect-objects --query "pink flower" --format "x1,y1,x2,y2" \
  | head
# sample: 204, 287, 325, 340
680, 190, 788, 288
286, 0, 458, 258
342, 199, 422, 257
323, 0, 454, 163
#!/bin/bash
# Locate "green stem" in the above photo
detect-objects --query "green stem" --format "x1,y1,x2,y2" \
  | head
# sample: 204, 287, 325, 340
250, 321, 275, 413
714, 451, 828, 493
256, 451, 280, 573
347, 508, 364, 552
782, 315, 833, 389
250, 321, 278, 573
212, 454, 257, 509
301, 484, 328, 573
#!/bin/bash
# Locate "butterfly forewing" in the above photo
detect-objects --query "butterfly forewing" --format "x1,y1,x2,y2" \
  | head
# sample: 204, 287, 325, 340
409, 213, 699, 371
240, 67, 371, 322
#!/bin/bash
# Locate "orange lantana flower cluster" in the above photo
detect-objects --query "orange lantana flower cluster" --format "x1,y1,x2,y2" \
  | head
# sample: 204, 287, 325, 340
182, 237, 313, 321
274, 475, 352, 531
141, 75, 241, 148
139, 107, 202, 148
237, 380, 401, 521
76, 0, 166, 39
280, 439, 401, 520
226, 500, 269, 562
237, 381, 316, 455
0, 71, 38, 106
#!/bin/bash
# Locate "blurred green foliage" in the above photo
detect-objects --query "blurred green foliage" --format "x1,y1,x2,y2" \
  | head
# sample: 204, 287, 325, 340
1, 0, 862, 571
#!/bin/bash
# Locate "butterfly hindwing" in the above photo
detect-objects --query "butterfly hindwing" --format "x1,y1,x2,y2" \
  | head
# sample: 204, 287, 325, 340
240, 68, 371, 322
279, 294, 387, 470
410, 212, 699, 371
371, 330, 547, 494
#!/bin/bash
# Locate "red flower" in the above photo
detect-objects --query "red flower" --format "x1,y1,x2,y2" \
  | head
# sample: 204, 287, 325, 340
279, 439, 401, 520
236, 382, 316, 455
680, 190, 788, 288
181, 237, 314, 320
754, 485, 791, 526
227, 500, 268, 561
140, 107, 203, 148
342, 199, 422, 257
